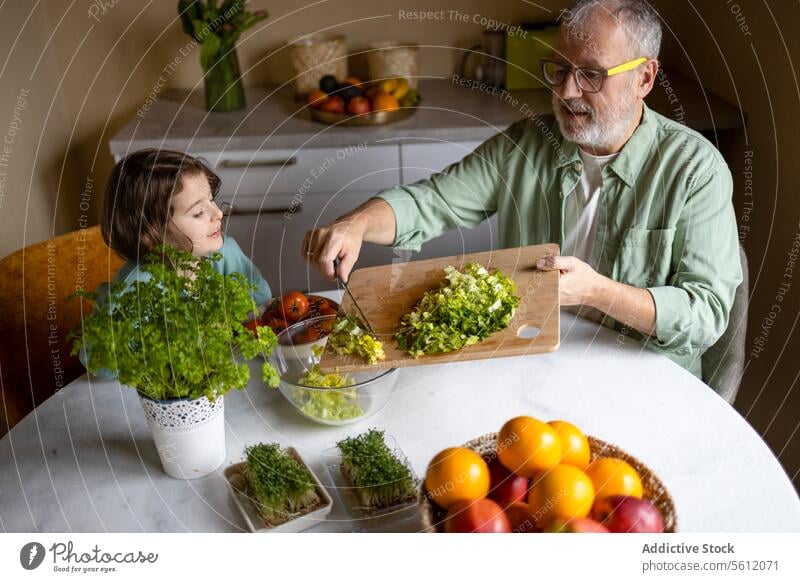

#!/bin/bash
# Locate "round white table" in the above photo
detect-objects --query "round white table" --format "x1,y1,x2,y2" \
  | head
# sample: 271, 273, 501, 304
1, 291, 798, 532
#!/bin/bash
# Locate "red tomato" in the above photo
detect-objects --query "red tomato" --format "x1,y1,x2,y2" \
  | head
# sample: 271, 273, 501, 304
318, 306, 338, 318
264, 308, 282, 321
264, 316, 288, 334
244, 319, 262, 335
280, 291, 309, 323
309, 297, 333, 312
295, 326, 322, 344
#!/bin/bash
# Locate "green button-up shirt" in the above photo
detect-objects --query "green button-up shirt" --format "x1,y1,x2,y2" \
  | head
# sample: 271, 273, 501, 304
376, 104, 743, 377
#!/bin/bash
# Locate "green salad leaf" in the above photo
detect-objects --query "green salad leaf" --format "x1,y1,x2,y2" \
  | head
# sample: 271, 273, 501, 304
294, 364, 362, 421
395, 262, 520, 358
337, 429, 417, 509
299, 364, 354, 388
244, 443, 320, 526
327, 315, 385, 365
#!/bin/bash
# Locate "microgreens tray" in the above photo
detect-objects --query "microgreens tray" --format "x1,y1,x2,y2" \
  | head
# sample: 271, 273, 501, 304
320, 434, 420, 529
225, 447, 332, 533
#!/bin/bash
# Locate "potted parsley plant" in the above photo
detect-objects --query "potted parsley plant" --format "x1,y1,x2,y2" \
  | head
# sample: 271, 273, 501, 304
70, 246, 279, 479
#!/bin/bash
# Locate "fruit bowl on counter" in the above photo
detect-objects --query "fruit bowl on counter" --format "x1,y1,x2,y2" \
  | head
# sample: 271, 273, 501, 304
419, 417, 677, 534
306, 75, 420, 126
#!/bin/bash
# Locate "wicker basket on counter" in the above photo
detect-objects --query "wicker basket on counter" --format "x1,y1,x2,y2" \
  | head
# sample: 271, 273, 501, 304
419, 432, 677, 533
289, 33, 348, 97
367, 41, 419, 88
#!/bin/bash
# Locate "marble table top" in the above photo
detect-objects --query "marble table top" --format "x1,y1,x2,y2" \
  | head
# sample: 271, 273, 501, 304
1, 293, 797, 533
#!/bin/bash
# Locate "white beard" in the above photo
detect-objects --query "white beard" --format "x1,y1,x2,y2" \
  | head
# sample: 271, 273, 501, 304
554, 85, 640, 150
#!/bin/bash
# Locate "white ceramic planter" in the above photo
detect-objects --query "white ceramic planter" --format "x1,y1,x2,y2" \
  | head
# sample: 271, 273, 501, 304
138, 393, 226, 480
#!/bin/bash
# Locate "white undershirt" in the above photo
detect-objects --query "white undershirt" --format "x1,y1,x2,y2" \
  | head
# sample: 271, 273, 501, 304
561, 148, 619, 323
561, 148, 619, 268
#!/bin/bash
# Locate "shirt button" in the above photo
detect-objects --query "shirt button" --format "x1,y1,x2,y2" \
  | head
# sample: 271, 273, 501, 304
574, 161, 583, 172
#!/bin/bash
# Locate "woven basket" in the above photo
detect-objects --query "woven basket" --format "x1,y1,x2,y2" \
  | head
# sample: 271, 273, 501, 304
419, 432, 677, 533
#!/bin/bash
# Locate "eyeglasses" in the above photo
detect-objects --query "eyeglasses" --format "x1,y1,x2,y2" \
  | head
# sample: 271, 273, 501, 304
539, 57, 648, 93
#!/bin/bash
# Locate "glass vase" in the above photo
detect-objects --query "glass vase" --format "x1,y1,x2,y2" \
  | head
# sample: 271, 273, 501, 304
204, 48, 246, 112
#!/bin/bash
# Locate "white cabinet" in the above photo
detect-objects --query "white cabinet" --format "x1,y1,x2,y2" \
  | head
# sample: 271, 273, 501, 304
398, 141, 499, 261
197, 144, 400, 197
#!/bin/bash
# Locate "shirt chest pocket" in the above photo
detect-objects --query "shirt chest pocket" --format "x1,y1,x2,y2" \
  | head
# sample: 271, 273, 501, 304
613, 227, 676, 288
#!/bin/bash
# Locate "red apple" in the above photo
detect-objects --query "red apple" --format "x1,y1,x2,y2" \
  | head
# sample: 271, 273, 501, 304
444, 498, 511, 533
592, 495, 665, 533
504, 502, 539, 533
487, 457, 530, 507
544, 517, 609, 533
346, 96, 371, 115
319, 95, 345, 113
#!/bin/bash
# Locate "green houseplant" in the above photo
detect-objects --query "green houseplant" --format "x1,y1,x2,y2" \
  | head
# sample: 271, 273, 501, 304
178, 0, 269, 112
70, 245, 279, 479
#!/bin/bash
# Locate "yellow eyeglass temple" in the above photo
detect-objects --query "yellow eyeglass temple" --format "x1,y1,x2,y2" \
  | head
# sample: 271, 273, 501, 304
607, 57, 648, 76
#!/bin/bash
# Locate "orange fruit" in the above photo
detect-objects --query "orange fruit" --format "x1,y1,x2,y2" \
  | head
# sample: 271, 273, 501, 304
343, 76, 363, 87
585, 457, 643, 501
527, 464, 595, 525
497, 416, 562, 477
424, 447, 490, 508
307, 89, 328, 109
548, 420, 591, 469
371, 92, 400, 112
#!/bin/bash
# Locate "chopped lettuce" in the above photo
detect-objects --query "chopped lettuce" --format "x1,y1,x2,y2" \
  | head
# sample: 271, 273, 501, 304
327, 315, 385, 365
294, 364, 363, 421
395, 262, 520, 358
299, 364, 354, 388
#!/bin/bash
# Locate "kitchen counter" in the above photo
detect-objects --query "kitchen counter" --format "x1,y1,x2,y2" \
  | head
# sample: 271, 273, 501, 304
109, 71, 743, 156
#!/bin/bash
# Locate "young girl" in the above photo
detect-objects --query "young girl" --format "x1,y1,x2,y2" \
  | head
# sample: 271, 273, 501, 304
82, 149, 271, 373
96, 148, 270, 304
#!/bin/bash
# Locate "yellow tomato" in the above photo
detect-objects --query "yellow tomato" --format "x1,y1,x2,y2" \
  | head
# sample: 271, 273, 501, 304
585, 457, 643, 501
497, 416, 562, 477
548, 420, 591, 469
424, 447, 490, 508
528, 464, 595, 525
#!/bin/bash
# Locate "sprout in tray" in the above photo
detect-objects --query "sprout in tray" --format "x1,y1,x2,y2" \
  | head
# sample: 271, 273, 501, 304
337, 429, 418, 510
244, 443, 320, 526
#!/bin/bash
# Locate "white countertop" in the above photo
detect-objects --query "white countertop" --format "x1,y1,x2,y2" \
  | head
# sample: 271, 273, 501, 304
108, 74, 743, 155
1, 294, 797, 533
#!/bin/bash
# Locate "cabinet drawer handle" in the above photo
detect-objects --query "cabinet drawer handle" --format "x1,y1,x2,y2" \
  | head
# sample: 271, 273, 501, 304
226, 203, 302, 216
218, 157, 298, 169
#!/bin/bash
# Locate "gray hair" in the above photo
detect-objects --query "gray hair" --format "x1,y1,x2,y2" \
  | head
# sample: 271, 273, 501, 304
561, 0, 662, 60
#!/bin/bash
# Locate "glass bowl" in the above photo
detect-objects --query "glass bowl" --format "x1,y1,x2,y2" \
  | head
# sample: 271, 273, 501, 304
268, 315, 398, 426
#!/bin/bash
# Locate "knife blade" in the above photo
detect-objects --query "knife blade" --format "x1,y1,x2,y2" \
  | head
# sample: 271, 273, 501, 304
333, 258, 376, 335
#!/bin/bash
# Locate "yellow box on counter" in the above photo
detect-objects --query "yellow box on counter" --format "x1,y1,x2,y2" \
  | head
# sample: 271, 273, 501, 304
505, 23, 560, 91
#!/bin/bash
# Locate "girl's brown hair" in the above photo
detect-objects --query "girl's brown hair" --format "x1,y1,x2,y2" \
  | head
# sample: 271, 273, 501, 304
102, 149, 221, 262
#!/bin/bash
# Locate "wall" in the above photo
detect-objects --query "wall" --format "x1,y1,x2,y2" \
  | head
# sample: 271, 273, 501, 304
656, 0, 800, 488
0, 1, 77, 256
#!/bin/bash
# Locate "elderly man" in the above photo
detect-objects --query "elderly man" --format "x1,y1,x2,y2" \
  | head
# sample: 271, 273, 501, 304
302, 0, 742, 378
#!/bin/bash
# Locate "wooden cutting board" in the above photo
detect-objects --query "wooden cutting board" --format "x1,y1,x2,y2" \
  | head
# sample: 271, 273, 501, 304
318, 243, 560, 373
